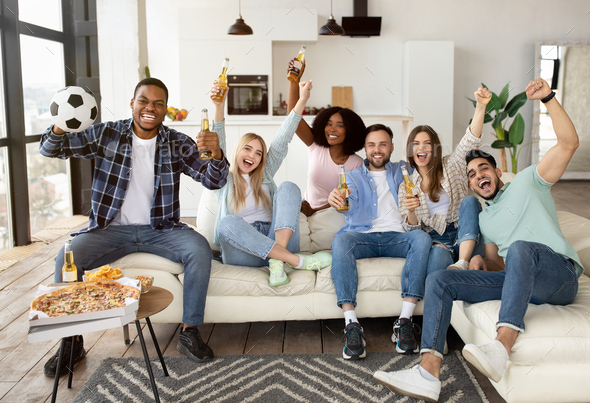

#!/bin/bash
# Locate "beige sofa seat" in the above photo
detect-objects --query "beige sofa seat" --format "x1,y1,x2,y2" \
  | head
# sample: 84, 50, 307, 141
450, 209, 590, 403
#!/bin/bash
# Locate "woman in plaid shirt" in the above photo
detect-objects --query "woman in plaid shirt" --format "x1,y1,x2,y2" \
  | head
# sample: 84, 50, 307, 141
398, 87, 492, 273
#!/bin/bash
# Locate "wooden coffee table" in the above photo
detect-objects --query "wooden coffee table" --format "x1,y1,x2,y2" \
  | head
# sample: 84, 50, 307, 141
48, 286, 174, 403
133, 286, 174, 403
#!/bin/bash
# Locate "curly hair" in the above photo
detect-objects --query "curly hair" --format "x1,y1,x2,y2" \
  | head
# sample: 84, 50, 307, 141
310, 107, 366, 155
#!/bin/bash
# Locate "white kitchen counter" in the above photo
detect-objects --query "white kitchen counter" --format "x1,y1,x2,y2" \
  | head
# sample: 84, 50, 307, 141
166, 115, 413, 127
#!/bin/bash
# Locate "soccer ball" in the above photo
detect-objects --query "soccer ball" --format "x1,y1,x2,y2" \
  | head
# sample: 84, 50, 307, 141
49, 86, 98, 132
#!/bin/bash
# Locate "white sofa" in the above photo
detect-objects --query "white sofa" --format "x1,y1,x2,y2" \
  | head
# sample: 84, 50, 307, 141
113, 188, 424, 324
111, 175, 590, 403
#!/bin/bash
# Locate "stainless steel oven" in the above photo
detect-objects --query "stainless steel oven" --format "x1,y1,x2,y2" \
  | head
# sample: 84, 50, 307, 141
227, 75, 268, 115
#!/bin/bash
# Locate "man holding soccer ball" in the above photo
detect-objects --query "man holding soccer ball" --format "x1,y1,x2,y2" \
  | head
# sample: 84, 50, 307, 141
39, 78, 229, 376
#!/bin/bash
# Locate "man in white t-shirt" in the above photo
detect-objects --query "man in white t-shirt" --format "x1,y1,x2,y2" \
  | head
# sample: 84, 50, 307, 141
39, 78, 229, 377
328, 124, 431, 360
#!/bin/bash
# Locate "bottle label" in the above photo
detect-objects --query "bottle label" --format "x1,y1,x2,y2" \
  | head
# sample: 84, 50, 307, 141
289, 60, 303, 77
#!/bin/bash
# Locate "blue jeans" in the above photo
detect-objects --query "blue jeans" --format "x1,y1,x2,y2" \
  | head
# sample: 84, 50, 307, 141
53, 225, 212, 326
218, 181, 301, 267
330, 229, 432, 307
427, 196, 484, 273
420, 240, 579, 358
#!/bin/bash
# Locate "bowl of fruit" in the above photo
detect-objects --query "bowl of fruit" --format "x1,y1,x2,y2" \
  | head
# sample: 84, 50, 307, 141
167, 106, 188, 121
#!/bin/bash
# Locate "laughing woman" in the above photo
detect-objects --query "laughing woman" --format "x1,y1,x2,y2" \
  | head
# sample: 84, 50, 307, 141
286, 59, 366, 216
209, 80, 331, 287
399, 87, 492, 274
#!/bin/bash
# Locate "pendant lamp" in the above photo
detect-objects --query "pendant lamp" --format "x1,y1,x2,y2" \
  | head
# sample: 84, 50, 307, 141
319, 0, 344, 35
228, 0, 253, 35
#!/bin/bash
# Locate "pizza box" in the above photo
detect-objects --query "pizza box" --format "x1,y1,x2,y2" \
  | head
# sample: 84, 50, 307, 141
28, 311, 136, 343
28, 278, 140, 327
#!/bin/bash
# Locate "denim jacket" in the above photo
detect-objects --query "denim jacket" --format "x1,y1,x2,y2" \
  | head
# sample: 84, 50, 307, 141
337, 159, 409, 234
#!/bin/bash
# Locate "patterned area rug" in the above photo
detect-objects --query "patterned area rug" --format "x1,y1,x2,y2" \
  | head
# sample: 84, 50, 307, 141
72, 351, 488, 403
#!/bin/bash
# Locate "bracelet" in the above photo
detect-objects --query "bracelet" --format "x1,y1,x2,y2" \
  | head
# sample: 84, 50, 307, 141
541, 91, 556, 103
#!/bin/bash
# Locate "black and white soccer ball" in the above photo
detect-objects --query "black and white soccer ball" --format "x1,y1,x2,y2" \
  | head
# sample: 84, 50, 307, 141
49, 86, 98, 132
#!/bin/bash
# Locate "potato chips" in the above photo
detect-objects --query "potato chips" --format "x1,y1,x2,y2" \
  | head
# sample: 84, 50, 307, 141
85, 265, 123, 281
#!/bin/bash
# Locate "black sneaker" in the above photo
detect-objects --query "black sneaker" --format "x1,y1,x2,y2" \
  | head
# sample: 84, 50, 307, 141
342, 321, 366, 360
392, 318, 421, 354
44, 335, 86, 377
177, 326, 214, 362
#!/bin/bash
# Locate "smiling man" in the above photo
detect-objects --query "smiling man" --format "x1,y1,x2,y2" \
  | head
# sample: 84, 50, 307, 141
327, 124, 431, 360
39, 78, 229, 377
373, 78, 584, 402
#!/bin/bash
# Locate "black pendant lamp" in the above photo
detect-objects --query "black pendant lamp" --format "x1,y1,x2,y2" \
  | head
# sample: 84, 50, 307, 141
319, 0, 344, 35
228, 0, 253, 35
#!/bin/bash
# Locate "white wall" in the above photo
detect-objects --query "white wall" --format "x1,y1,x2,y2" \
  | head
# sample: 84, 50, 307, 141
102, 0, 590, 172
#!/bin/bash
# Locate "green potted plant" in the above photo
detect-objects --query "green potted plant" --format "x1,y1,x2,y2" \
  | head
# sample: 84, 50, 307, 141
467, 83, 528, 173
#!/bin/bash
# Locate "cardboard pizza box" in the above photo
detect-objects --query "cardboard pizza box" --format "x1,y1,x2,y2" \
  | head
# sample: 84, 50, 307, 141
28, 311, 136, 343
28, 278, 140, 327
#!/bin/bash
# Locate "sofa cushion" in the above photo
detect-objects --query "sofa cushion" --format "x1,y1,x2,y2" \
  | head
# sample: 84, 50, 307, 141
179, 260, 316, 297
308, 208, 345, 252
459, 274, 590, 367
558, 211, 590, 276
315, 257, 406, 294
111, 252, 184, 275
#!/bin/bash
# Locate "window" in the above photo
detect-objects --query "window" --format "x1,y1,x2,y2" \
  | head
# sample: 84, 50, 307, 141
0, 0, 99, 248
20, 35, 65, 136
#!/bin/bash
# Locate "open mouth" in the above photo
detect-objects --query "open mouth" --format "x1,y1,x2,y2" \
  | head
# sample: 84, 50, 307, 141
416, 152, 428, 163
372, 154, 383, 161
328, 133, 338, 140
243, 159, 254, 168
141, 113, 157, 122
478, 178, 492, 192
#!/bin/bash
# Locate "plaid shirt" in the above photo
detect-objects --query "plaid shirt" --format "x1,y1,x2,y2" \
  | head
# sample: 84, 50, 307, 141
39, 119, 229, 235
398, 126, 482, 235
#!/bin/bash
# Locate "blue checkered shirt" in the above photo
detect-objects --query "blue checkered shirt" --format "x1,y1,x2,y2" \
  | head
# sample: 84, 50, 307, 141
39, 118, 229, 235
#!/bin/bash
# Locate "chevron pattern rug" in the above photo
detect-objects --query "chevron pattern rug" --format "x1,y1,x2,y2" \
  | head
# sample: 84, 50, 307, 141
72, 351, 488, 402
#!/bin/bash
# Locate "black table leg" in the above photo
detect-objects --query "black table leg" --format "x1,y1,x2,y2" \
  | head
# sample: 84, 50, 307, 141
67, 335, 75, 388
135, 320, 161, 403
51, 337, 68, 403
145, 317, 169, 377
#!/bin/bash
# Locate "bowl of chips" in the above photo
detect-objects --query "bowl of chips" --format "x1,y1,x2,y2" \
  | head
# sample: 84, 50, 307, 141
83, 265, 124, 281
135, 275, 154, 294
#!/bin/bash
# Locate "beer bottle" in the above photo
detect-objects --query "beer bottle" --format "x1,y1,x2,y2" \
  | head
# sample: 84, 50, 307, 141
212, 58, 230, 103
199, 108, 213, 160
337, 164, 349, 212
62, 240, 78, 283
401, 165, 417, 196
287, 45, 306, 82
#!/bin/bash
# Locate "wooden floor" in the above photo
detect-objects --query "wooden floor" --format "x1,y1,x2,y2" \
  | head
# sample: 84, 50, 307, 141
0, 180, 587, 403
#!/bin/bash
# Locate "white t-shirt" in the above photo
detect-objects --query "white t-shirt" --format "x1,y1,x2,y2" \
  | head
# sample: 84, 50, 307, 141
111, 133, 156, 226
425, 188, 450, 218
362, 170, 405, 233
234, 174, 272, 223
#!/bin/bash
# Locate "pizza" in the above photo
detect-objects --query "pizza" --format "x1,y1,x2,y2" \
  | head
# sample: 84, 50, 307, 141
31, 280, 140, 317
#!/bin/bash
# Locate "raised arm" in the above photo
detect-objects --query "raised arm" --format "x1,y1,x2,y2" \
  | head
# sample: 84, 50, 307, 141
469, 87, 492, 138
286, 58, 314, 146
528, 78, 579, 183
210, 81, 228, 156
265, 81, 312, 178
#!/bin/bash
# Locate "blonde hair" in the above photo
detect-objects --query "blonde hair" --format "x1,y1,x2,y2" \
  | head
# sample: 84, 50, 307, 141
230, 133, 272, 213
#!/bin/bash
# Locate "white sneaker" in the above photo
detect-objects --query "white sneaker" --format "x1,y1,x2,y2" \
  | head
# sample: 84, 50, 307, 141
373, 365, 441, 402
446, 260, 469, 270
462, 340, 507, 383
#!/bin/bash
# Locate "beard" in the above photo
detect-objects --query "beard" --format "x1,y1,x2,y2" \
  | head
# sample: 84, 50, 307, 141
367, 153, 391, 169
